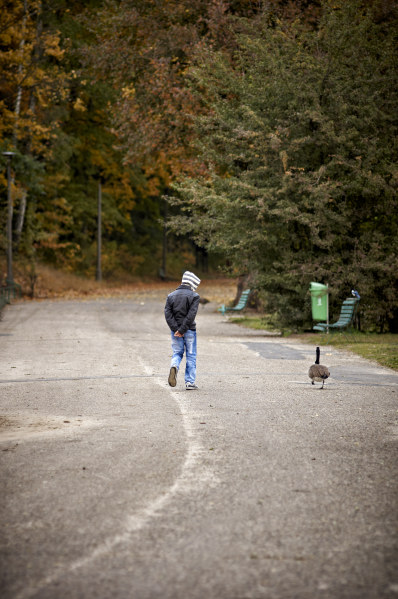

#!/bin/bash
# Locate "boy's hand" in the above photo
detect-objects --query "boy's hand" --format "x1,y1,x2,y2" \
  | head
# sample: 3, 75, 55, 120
174, 331, 184, 337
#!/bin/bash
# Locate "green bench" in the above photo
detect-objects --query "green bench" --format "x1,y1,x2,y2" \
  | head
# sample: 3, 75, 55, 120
313, 297, 360, 339
218, 289, 251, 315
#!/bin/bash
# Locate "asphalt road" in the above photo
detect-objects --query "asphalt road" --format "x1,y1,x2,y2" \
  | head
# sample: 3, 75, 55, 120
0, 296, 397, 599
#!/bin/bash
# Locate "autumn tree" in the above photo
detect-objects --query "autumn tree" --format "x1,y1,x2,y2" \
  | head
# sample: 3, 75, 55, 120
0, 0, 67, 273
0, 1, 141, 279
76, 0, 269, 276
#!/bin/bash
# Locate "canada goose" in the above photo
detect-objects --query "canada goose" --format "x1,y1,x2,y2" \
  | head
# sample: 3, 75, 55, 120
308, 346, 330, 389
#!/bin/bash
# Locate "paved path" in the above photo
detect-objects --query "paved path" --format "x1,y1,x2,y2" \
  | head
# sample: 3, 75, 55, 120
0, 297, 397, 599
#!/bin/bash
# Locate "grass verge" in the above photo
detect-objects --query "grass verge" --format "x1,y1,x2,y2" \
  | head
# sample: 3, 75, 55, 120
299, 332, 398, 371
230, 315, 281, 334
230, 316, 398, 371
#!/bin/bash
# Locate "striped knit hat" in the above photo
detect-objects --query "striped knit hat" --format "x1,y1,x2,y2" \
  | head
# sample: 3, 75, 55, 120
181, 271, 201, 291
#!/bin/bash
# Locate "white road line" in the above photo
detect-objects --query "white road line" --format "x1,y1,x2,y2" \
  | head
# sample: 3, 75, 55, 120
14, 356, 216, 599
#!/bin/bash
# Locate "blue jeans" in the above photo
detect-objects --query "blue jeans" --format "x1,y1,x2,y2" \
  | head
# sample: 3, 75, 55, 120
170, 330, 197, 384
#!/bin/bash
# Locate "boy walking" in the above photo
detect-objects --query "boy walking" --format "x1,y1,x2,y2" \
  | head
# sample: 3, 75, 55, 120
164, 271, 201, 390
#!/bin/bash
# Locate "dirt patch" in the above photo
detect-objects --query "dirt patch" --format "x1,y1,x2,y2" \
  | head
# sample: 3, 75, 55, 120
11, 272, 238, 305
1, 259, 238, 303
0, 413, 100, 444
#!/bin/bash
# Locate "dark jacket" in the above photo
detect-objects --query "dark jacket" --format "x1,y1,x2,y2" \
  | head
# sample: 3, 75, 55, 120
164, 284, 200, 335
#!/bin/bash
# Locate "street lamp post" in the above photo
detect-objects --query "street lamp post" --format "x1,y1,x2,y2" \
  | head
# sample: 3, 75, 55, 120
2, 151, 16, 286
162, 199, 167, 280
96, 179, 102, 282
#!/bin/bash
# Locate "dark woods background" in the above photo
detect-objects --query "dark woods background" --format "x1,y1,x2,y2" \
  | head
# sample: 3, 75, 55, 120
1, 0, 397, 331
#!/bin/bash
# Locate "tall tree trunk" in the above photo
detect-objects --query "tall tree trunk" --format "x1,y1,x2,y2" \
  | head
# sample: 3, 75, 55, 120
13, 0, 28, 146
15, 189, 27, 247
15, 2, 43, 248
12, 0, 28, 252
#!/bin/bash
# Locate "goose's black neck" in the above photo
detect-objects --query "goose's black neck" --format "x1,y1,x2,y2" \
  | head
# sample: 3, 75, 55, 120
315, 347, 320, 365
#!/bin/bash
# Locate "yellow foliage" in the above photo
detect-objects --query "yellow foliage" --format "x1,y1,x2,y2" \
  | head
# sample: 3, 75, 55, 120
121, 86, 136, 99
0, 0, 65, 156
44, 33, 65, 60
73, 98, 86, 112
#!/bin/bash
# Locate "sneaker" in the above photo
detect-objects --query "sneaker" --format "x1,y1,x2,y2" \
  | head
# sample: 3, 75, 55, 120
185, 382, 199, 390
168, 366, 177, 387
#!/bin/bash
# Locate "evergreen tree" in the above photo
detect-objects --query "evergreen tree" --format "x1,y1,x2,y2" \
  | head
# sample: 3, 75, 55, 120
169, 0, 398, 330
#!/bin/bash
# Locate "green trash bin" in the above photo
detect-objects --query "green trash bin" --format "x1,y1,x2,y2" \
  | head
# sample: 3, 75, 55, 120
310, 282, 329, 321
